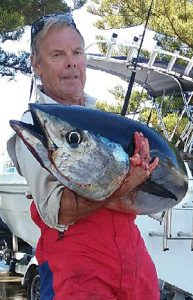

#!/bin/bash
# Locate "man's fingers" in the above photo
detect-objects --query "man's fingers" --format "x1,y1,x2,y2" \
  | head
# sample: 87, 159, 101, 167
133, 132, 142, 155
131, 131, 159, 174
133, 132, 150, 159
132, 132, 150, 166
149, 157, 159, 172
141, 136, 150, 163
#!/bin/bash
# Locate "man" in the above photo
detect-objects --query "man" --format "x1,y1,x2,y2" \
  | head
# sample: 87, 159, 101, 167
8, 13, 160, 299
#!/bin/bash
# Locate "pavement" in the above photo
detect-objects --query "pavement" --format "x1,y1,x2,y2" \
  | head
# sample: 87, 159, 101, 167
0, 261, 27, 300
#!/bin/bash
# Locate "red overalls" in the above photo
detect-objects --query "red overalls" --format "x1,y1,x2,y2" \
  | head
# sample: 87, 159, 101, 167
31, 202, 160, 300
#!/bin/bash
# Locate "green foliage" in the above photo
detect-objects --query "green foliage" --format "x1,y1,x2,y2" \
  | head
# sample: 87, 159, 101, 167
95, 84, 124, 113
73, 0, 87, 9
0, 0, 71, 78
96, 83, 190, 148
0, 49, 31, 77
155, 95, 186, 114
96, 84, 148, 114
154, 33, 193, 58
153, 111, 187, 146
87, 4, 101, 16
0, 0, 70, 33
90, 0, 193, 50
95, 34, 108, 54
0, 9, 24, 32
139, 107, 157, 125
109, 85, 148, 113
94, 34, 143, 57
139, 100, 190, 147
96, 101, 122, 113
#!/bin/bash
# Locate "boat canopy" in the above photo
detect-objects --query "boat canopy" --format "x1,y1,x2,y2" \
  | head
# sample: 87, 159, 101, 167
86, 54, 193, 97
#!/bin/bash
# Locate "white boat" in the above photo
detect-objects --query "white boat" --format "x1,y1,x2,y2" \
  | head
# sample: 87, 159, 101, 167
1, 38, 193, 299
136, 163, 193, 297
0, 157, 40, 249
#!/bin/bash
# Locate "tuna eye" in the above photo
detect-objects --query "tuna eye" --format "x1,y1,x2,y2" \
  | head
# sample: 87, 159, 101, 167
66, 130, 82, 145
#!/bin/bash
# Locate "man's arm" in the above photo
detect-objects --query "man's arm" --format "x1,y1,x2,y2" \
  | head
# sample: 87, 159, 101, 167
58, 132, 159, 224
58, 166, 154, 224
58, 188, 108, 224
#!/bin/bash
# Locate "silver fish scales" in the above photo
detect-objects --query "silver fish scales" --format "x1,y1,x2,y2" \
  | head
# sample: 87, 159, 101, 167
9, 104, 188, 214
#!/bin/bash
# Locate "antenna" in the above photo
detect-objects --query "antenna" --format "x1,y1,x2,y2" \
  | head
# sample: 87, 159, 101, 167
121, 0, 154, 116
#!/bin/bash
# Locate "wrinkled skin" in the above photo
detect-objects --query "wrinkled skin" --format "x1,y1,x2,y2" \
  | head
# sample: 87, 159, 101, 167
31, 26, 86, 105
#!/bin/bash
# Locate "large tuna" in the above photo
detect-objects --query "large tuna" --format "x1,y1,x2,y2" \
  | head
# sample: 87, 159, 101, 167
9, 103, 188, 214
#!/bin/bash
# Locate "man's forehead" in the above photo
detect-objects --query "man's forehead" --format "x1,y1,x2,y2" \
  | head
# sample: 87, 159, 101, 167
48, 45, 84, 53
44, 26, 84, 46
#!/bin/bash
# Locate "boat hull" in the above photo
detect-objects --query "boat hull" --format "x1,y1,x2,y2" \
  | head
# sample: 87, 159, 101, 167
137, 164, 193, 294
0, 172, 40, 249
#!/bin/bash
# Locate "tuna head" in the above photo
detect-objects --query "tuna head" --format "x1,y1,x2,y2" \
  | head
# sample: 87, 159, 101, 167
9, 104, 129, 201
9, 103, 188, 214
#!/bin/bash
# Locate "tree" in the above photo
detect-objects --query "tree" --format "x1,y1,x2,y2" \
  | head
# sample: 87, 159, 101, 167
96, 85, 148, 116
88, 0, 193, 148
0, 0, 70, 34
96, 84, 191, 149
73, 0, 87, 9
88, 0, 193, 52
0, 0, 70, 77
0, 49, 31, 77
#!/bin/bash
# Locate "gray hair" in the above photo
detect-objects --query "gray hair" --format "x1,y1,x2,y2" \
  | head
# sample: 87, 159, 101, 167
31, 18, 84, 56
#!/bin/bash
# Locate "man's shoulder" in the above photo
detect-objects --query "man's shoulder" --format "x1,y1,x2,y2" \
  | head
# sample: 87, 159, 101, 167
85, 94, 97, 108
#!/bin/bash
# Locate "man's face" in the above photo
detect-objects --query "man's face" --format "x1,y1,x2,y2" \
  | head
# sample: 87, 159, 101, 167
32, 26, 86, 105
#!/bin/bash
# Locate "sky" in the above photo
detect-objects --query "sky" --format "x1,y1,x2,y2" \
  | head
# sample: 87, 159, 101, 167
0, 1, 156, 155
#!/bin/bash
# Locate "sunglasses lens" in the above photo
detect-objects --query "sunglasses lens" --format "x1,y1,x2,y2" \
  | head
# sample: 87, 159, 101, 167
31, 13, 76, 44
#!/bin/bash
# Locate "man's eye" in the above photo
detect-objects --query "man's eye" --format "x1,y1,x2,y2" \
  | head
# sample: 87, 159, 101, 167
53, 53, 61, 57
75, 50, 83, 55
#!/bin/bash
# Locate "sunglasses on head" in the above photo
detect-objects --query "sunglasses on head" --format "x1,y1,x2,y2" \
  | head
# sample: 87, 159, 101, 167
31, 12, 76, 45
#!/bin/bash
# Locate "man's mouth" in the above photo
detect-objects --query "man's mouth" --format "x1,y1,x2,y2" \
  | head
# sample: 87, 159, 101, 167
63, 75, 78, 79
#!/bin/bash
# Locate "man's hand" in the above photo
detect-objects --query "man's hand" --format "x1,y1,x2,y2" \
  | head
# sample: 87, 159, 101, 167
105, 132, 159, 211
128, 131, 159, 183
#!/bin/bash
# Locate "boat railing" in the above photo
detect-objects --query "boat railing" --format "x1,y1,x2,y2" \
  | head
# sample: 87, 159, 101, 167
149, 163, 193, 251
149, 206, 193, 251
85, 35, 193, 253
85, 33, 193, 80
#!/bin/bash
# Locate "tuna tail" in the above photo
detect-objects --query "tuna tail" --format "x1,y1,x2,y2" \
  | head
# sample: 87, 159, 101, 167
138, 179, 178, 200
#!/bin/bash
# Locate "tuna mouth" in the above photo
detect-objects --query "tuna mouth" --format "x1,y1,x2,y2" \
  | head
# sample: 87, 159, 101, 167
10, 115, 49, 150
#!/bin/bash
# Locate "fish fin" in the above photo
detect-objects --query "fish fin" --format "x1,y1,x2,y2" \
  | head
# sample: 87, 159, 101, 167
139, 179, 178, 200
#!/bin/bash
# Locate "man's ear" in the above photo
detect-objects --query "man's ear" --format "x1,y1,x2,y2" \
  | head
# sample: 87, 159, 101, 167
31, 55, 42, 77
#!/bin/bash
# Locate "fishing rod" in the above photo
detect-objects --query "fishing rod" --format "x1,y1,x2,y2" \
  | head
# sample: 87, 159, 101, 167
121, 0, 154, 116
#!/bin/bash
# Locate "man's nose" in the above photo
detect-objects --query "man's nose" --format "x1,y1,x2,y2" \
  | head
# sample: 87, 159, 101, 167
67, 62, 76, 68
66, 54, 76, 68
